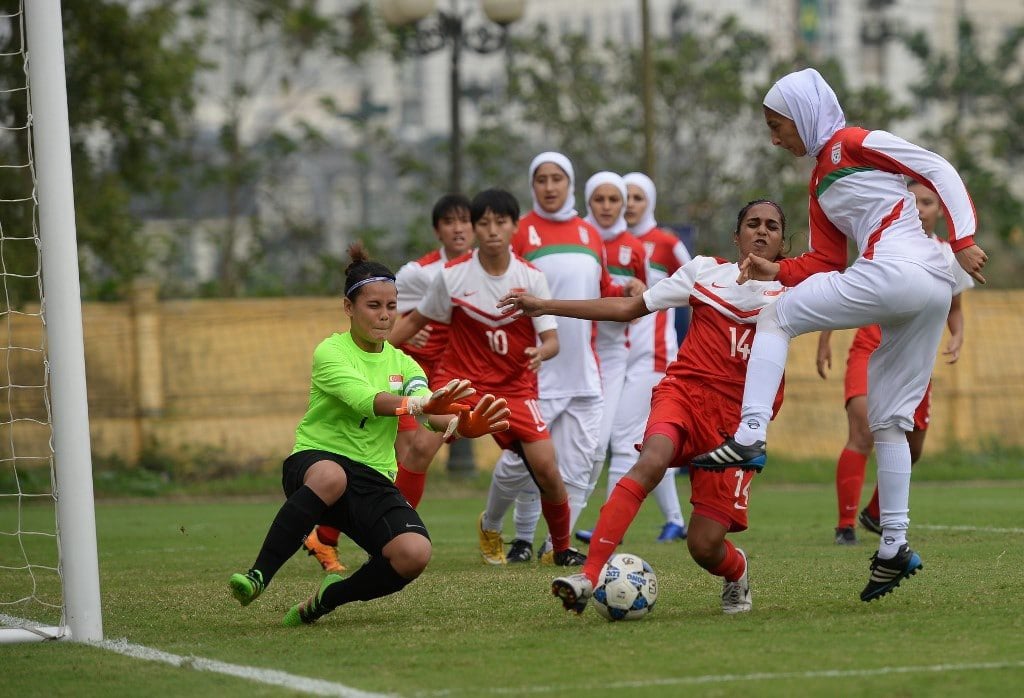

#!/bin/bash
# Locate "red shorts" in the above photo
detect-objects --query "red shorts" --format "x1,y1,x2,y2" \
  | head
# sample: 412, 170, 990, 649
455, 392, 548, 451
643, 378, 753, 532
397, 414, 420, 433
845, 325, 932, 430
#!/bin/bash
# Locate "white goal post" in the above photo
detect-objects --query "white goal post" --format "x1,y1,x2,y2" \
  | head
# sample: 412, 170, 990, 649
0, 0, 102, 643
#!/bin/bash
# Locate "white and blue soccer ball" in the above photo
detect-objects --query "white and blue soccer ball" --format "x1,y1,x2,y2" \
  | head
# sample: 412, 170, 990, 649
593, 553, 658, 621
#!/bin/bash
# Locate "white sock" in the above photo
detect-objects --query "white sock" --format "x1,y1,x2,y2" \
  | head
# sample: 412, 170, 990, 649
605, 452, 632, 499
482, 474, 520, 532
566, 481, 590, 532
513, 489, 541, 542
651, 469, 685, 526
874, 437, 911, 558
734, 331, 790, 446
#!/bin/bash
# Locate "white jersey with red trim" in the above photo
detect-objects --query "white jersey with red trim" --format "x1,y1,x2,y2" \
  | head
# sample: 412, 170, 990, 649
628, 226, 692, 373
778, 127, 975, 288
597, 231, 646, 361
395, 248, 451, 367
643, 256, 786, 404
417, 250, 557, 398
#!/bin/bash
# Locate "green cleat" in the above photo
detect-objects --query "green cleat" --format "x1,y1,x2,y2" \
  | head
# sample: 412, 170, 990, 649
283, 573, 342, 627
229, 569, 265, 607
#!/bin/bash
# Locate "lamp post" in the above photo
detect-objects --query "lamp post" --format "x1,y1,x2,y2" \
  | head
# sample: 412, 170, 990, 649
377, 1, 524, 480
377, 0, 526, 194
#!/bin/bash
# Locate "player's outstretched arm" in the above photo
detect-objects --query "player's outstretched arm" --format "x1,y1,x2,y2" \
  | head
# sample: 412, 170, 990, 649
498, 292, 649, 322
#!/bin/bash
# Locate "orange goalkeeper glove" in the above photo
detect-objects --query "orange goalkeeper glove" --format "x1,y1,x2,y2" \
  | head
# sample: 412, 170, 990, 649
442, 394, 511, 443
396, 379, 474, 417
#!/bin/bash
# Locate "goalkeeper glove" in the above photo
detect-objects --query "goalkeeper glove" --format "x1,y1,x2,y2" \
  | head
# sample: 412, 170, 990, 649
396, 379, 474, 417
442, 394, 511, 443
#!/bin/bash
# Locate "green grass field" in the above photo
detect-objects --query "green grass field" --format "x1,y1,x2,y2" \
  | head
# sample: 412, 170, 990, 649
3, 476, 1024, 697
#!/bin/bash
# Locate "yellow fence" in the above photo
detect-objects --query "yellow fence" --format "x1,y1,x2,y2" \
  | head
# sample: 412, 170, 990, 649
2, 286, 1020, 472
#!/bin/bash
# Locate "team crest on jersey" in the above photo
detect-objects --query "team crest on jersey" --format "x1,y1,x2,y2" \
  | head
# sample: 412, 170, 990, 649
618, 246, 632, 266
578, 226, 589, 244
830, 142, 842, 164
643, 242, 655, 258
389, 374, 403, 391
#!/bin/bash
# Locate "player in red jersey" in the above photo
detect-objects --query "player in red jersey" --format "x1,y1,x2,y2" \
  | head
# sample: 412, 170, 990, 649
390, 188, 586, 566
499, 151, 641, 565
819, 180, 974, 545
499, 200, 787, 615
299, 194, 474, 573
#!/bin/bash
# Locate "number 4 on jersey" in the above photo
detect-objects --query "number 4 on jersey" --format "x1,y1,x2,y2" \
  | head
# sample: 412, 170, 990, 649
729, 326, 752, 360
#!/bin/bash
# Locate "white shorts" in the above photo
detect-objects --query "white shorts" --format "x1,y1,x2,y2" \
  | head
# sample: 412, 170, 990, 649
608, 367, 659, 458
774, 257, 952, 432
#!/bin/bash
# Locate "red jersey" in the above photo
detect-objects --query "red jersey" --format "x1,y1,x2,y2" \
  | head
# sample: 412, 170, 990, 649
394, 248, 452, 371
417, 250, 557, 398
643, 256, 786, 411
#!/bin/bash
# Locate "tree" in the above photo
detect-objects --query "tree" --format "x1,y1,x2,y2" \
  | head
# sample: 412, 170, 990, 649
0, 0, 204, 302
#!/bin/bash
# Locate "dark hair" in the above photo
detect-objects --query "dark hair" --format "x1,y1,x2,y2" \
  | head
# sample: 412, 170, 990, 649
469, 188, 520, 225
735, 199, 787, 235
344, 241, 396, 299
431, 193, 472, 229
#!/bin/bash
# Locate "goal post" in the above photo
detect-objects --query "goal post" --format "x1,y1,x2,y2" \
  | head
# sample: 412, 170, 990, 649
0, 0, 103, 643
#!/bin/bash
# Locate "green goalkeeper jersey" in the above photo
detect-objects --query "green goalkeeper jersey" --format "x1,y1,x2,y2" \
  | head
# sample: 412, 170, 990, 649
292, 332, 429, 481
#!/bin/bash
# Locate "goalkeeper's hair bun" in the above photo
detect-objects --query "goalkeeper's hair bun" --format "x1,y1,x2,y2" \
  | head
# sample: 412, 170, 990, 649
344, 241, 396, 299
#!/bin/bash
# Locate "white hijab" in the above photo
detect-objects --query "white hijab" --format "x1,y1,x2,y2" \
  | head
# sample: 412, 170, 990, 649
583, 171, 628, 242
623, 172, 658, 236
763, 68, 846, 158
529, 151, 578, 222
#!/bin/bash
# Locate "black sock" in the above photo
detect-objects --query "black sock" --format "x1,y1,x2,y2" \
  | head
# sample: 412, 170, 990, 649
252, 486, 328, 585
319, 555, 411, 611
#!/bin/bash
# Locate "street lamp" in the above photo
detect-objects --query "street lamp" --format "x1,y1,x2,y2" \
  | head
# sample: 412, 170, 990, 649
377, 0, 526, 194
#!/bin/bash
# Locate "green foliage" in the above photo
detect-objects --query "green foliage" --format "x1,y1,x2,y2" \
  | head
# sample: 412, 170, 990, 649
901, 16, 1024, 279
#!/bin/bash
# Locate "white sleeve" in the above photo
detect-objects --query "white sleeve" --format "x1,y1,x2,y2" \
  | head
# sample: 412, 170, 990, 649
416, 271, 452, 323
863, 130, 977, 246
529, 269, 558, 334
396, 261, 431, 313
642, 257, 703, 311
672, 239, 692, 267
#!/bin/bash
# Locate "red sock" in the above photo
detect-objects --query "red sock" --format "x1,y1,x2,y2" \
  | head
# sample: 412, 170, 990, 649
316, 525, 340, 546
581, 477, 647, 586
395, 462, 427, 509
836, 448, 868, 528
541, 498, 572, 553
866, 486, 880, 519
709, 539, 746, 582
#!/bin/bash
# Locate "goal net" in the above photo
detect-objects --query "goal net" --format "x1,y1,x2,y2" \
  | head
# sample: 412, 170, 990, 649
0, 0, 101, 644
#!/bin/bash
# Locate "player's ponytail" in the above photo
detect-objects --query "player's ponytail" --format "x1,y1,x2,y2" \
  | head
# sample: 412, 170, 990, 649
344, 241, 396, 300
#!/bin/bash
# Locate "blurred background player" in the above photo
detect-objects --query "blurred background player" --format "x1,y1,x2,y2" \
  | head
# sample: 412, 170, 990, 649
615, 171, 692, 542
228, 243, 509, 626
819, 179, 975, 545
692, 68, 987, 602
390, 188, 585, 566
499, 200, 788, 615
300, 194, 474, 573
578, 171, 646, 530
493, 151, 642, 564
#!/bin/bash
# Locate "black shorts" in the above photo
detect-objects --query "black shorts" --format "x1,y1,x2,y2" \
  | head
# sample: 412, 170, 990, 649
283, 449, 430, 557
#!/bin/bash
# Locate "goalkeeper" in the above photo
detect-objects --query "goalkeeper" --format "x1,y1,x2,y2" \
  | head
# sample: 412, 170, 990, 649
229, 242, 509, 626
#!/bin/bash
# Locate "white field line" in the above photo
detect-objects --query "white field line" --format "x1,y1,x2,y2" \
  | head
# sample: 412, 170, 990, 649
0, 615, 392, 698
414, 660, 1024, 696
91, 638, 395, 698
917, 524, 1024, 534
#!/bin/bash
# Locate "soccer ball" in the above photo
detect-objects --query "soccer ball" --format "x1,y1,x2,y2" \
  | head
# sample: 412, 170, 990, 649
592, 553, 658, 621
